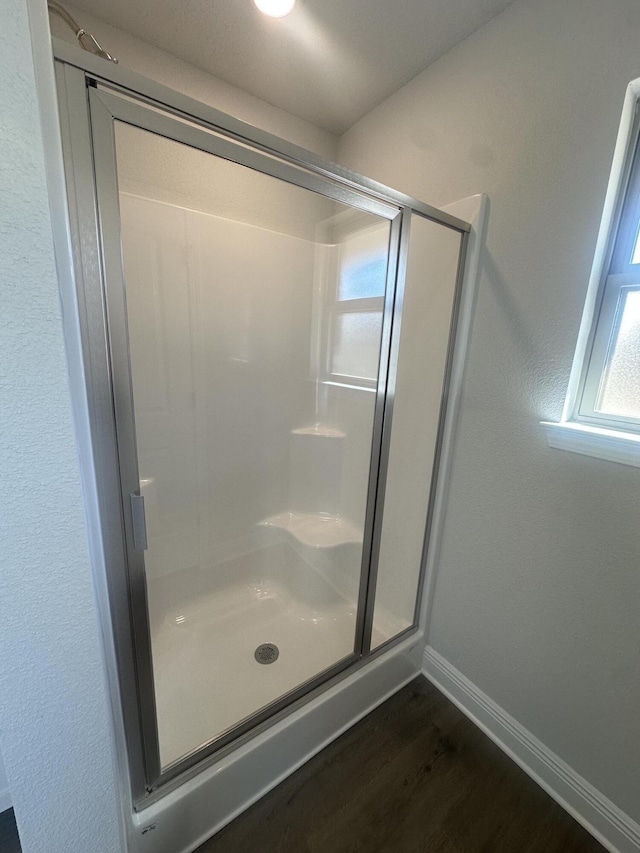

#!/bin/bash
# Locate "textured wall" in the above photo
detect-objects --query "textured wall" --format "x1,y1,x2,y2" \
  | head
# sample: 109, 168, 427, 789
339, 0, 640, 823
0, 1, 123, 851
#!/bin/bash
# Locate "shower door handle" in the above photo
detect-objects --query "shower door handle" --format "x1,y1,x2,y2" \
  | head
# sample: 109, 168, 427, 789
130, 493, 148, 551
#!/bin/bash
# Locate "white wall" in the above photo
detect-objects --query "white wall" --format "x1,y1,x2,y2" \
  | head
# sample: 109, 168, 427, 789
0, 1, 124, 852
339, 0, 640, 826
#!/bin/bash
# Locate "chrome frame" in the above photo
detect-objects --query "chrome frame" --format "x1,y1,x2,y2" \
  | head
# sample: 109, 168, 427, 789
54, 39, 471, 806
412, 225, 470, 628
53, 38, 469, 233
356, 207, 412, 654
361, 214, 469, 655
55, 59, 149, 801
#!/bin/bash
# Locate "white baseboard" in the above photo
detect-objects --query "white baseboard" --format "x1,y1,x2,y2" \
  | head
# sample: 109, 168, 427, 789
0, 788, 11, 813
423, 646, 640, 853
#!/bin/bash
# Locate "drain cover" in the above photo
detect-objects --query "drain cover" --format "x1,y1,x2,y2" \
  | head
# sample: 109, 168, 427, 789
254, 643, 279, 664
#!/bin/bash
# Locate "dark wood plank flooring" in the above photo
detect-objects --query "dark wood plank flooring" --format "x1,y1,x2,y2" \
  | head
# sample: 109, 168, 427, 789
0, 678, 605, 853
0, 808, 21, 853
197, 676, 604, 853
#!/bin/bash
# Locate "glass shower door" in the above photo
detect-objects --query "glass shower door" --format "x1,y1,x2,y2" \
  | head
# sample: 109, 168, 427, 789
89, 87, 399, 775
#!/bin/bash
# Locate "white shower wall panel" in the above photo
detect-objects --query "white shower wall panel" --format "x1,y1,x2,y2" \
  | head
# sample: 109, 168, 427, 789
120, 193, 317, 581
323, 384, 377, 533
115, 123, 332, 241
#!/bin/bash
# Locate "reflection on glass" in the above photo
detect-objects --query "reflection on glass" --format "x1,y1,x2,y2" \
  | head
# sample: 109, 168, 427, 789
113, 121, 390, 768
597, 289, 640, 418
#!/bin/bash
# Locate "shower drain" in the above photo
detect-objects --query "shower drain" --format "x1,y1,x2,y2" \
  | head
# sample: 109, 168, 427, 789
254, 643, 279, 664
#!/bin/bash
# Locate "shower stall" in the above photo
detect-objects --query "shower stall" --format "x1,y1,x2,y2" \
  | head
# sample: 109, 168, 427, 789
53, 38, 472, 850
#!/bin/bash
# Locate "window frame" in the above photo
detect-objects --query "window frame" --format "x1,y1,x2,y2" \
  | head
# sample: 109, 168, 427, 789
569, 92, 640, 434
574, 110, 640, 432
577, 274, 640, 430
544, 79, 640, 467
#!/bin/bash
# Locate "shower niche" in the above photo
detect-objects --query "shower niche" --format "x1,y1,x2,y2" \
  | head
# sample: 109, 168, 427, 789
55, 46, 469, 807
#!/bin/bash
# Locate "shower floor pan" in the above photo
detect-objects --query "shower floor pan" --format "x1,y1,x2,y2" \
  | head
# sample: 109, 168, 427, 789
146, 541, 397, 769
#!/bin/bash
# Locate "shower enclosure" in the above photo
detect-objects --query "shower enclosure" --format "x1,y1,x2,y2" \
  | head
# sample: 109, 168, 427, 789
54, 41, 470, 815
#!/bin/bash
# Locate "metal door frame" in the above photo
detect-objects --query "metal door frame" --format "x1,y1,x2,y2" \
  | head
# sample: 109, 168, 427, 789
53, 38, 470, 806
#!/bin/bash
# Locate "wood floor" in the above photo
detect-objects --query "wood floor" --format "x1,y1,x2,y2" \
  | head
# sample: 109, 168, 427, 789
0, 807, 21, 853
0, 677, 605, 853
197, 676, 604, 853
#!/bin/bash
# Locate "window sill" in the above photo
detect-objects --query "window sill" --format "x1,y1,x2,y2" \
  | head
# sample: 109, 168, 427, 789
541, 420, 640, 468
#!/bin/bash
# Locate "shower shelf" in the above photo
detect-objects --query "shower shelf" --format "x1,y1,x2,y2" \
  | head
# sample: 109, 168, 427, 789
259, 511, 362, 549
291, 426, 346, 438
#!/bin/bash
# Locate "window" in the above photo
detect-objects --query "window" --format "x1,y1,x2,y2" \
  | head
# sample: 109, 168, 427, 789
578, 129, 640, 429
545, 81, 640, 465
320, 215, 390, 389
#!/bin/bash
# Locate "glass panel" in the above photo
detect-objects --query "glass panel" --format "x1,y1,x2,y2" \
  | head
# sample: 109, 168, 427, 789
337, 226, 388, 300
371, 215, 462, 650
597, 288, 640, 418
113, 122, 390, 769
329, 311, 383, 380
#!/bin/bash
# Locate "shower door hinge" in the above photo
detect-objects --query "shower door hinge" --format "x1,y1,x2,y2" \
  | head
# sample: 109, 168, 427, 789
130, 493, 148, 551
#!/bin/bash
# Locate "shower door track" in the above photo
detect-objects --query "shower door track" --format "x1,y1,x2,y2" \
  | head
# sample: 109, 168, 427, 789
53, 37, 470, 807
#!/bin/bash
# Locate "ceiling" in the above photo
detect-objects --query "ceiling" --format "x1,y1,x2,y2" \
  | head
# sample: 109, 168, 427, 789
69, 0, 515, 135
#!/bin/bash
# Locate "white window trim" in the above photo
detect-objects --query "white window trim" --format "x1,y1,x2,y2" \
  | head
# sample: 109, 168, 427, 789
543, 76, 640, 467
542, 420, 640, 467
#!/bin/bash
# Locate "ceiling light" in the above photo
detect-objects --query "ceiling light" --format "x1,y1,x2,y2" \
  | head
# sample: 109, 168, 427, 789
254, 0, 295, 18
